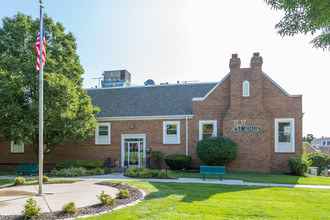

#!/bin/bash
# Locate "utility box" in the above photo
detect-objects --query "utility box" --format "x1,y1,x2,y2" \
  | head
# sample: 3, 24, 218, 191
310, 167, 318, 176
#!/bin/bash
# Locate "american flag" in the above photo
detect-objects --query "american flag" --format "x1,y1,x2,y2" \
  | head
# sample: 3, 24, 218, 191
35, 19, 46, 71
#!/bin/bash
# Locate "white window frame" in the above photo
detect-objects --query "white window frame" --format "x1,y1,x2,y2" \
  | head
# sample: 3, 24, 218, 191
199, 120, 217, 140
95, 123, 111, 145
11, 141, 24, 153
243, 80, 250, 97
163, 121, 180, 144
274, 118, 295, 153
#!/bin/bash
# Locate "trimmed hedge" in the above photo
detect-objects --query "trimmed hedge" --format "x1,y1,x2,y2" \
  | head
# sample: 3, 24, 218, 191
165, 155, 191, 170
196, 136, 237, 166
288, 156, 309, 175
55, 160, 105, 169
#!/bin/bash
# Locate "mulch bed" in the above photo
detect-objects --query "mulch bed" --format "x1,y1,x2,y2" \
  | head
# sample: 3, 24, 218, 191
1, 181, 144, 220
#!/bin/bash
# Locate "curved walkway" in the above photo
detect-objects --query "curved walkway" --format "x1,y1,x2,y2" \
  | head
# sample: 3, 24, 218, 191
0, 173, 329, 216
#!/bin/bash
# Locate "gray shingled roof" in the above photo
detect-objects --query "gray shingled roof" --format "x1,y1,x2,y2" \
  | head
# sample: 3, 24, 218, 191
87, 83, 217, 117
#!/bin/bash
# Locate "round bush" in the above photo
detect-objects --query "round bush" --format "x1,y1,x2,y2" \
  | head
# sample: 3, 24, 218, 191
43, 175, 50, 182
307, 152, 330, 175
196, 136, 237, 166
288, 156, 309, 175
14, 177, 26, 185
165, 155, 191, 170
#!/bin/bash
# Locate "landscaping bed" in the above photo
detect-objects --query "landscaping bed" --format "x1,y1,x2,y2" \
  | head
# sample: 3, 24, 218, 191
0, 181, 144, 220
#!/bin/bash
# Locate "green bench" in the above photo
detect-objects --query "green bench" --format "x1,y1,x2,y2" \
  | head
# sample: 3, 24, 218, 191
200, 165, 226, 181
15, 164, 39, 177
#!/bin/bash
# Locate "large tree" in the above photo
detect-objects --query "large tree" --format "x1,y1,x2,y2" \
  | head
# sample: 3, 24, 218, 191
265, 0, 330, 50
0, 13, 99, 156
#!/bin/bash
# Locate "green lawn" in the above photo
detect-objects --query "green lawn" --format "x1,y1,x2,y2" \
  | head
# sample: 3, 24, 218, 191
0, 178, 77, 187
85, 181, 330, 219
0, 170, 16, 175
171, 171, 330, 185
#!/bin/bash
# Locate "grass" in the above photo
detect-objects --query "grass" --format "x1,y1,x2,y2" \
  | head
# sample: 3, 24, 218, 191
0, 178, 77, 187
0, 170, 16, 175
171, 171, 330, 185
84, 181, 330, 219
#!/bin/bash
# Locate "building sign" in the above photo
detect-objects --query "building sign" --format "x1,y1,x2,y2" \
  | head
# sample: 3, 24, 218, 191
232, 120, 261, 132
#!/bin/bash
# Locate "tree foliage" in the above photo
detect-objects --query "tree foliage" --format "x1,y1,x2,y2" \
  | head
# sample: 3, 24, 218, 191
265, 0, 330, 50
303, 133, 315, 144
0, 13, 99, 156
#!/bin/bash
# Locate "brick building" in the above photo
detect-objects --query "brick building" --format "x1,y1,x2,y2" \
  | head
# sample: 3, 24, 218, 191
0, 53, 303, 173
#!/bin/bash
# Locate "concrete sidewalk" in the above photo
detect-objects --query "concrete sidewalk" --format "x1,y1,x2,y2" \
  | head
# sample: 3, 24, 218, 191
72, 173, 330, 189
0, 179, 118, 216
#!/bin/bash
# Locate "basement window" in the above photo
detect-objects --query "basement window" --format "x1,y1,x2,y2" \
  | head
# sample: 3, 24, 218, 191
11, 141, 24, 153
163, 121, 180, 144
95, 123, 111, 145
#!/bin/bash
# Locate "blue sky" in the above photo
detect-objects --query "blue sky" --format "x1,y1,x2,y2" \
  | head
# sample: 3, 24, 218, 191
1, 0, 329, 138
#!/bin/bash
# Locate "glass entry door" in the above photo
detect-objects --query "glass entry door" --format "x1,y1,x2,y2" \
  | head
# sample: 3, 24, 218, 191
124, 141, 142, 167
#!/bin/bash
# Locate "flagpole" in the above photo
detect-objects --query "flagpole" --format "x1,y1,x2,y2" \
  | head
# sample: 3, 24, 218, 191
38, 2, 44, 195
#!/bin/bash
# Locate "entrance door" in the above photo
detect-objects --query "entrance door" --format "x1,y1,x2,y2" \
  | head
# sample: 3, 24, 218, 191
125, 141, 142, 167
121, 135, 146, 168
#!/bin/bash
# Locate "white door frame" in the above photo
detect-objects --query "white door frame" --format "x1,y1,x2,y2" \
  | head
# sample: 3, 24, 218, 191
121, 134, 146, 168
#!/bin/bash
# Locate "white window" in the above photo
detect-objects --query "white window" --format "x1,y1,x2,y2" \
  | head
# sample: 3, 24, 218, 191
163, 121, 180, 144
95, 123, 111, 145
322, 141, 327, 146
11, 141, 24, 153
199, 120, 217, 140
327, 141, 330, 145
243, 80, 250, 97
275, 118, 295, 152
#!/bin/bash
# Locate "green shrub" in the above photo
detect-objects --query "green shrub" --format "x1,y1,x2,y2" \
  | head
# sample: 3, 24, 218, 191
62, 201, 77, 214
109, 168, 116, 173
307, 152, 330, 175
137, 168, 155, 178
51, 167, 87, 177
196, 136, 237, 166
14, 177, 26, 185
23, 198, 41, 219
165, 155, 191, 170
289, 156, 309, 175
158, 169, 172, 179
56, 160, 105, 169
116, 189, 129, 199
112, 180, 122, 185
97, 190, 116, 206
43, 175, 50, 182
151, 150, 163, 168
90, 167, 105, 175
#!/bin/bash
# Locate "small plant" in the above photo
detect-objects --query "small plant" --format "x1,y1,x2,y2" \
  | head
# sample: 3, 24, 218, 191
14, 177, 26, 185
97, 190, 116, 206
113, 180, 123, 185
62, 201, 78, 214
288, 156, 310, 175
158, 169, 172, 179
116, 189, 129, 199
23, 198, 41, 219
109, 168, 116, 173
151, 150, 163, 169
43, 175, 50, 182
90, 167, 105, 175
165, 155, 192, 170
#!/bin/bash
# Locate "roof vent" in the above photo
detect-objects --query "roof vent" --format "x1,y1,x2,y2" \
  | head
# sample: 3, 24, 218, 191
144, 79, 155, 86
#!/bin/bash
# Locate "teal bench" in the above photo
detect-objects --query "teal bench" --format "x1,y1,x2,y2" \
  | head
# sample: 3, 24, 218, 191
15, 164, 39, 177
200, 166, 226, 181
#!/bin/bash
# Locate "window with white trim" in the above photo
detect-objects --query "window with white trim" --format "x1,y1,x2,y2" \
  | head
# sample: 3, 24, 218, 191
11, 141, 24, 153
95, 123, 111, 145
163, 121, 180, 144
275, 118, 295, 152
199, 120, 217, 140
243, 80, 250, 97
322, 141, 326, 146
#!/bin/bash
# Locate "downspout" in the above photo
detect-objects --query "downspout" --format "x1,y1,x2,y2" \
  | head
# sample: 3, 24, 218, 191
186, 116, 188, 156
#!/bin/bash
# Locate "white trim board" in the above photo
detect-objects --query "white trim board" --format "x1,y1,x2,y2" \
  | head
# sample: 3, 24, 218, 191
96, 115, 193, 121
